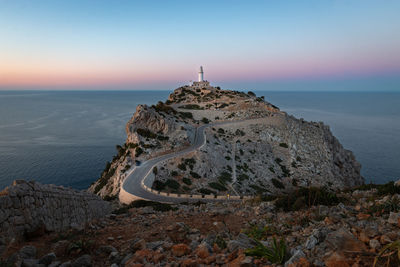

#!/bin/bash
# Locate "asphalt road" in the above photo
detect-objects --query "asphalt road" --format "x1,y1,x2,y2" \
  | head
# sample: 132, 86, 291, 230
120, 120, 251, 204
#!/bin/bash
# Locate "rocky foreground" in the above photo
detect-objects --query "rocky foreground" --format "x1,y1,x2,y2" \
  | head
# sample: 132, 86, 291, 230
2, 182, 400, 266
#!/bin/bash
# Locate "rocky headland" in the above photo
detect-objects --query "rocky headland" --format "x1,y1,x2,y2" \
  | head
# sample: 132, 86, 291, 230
89, 83, 362, 199
3, 83, 400, 267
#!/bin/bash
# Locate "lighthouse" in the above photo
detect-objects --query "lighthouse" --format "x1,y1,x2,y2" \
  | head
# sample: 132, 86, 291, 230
191, 66, 211, 90
198, 66, 204, 82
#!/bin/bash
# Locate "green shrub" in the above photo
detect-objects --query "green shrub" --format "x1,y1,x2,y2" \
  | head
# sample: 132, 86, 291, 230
235, 129, 245, 136
153, 166, 158, 175
116, 144, 125, 157
244, 224, 268, 240
271, 178, 285, 189
250, 184, 266, 194
180, 158, 195, 170
376, 182, 399, 196
0, 260, 13, 267
247, 91, 256, 97
152, 101, 177, 114
103, 195, 117, 201
218, 128, 225, 134
353, 182, 400, 198
157, 135, 169, 141
368, 198, 400, 215
127, 143, 139, 149
136, 128, 157, 139
182, 177, 192, 185
268, 167, 275, 173
238, 173, 249, 181
94, 166, 116, 194
165, 179, 180, 190
201, 117, 210, 123
190, 171, 201, 179
279, 143, 288, 148
68, 238, 94, 254
218, 171, 233, 183
178, 163, 187, 171
122, 164, 131, 172
179, 112, 193, 119
214, 235, 227, 249
275, 187, 341, 211
184, 158, 196, 165
103, 161, 112, 173
198, 188, 216, 195
153, 180, 166, 190
209, 182, 227, 191
171, 170, 178, 176
373, 240, 400, 267
179, 104, 204, 110
113, 200, 177, 214
280, 165, 290, 177
135, 147, 143, 157
245, 238, 287, 264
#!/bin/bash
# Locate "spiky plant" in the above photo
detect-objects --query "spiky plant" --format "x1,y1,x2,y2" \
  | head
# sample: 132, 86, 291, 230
373, 240, 400, 267
245, 237, 287, 264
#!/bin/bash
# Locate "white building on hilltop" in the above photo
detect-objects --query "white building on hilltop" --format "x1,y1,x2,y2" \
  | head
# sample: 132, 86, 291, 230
191, 66, 211, 89
198, 66, 204, 82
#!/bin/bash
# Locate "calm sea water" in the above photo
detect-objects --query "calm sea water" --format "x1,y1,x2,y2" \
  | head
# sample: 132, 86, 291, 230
0, 90, 399, 190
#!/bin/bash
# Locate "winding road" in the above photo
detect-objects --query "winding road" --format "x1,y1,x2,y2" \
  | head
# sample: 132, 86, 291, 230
119, 120, 252, 204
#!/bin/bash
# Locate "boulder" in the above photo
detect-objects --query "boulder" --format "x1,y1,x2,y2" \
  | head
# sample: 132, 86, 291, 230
388, 212, 400, 225
195, 243, 210, 259
171, 243, 191, 257
325, 228, 367, 252
21, 259, 40, 267
227, 234, 257, 252
146, 241, 164, 250
369, 239, 381, 250
19, 245, 37, 259
38, 252, 57, 265
72, 254, 91, 267
130, 238, 146, 252
284, 250, 306, 267
97, 245, 118, 256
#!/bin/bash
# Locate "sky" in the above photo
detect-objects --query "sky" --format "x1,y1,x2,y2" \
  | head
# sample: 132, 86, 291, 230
0, 0, 400, 91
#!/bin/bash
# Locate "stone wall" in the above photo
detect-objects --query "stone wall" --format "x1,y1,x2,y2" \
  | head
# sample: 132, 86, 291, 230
0, 180, 111, 241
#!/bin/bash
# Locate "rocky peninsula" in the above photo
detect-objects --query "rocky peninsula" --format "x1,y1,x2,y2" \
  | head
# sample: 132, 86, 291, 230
89, 83, 363, 200
2, 82, 400, 267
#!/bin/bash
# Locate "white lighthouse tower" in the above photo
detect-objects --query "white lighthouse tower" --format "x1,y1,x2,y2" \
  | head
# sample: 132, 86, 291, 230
198, 66, 204, 82
191, 66, 211, 89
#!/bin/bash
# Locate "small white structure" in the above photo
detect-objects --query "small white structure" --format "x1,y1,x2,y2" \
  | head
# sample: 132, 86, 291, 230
192, 66, 211, 89
198, 66, 204, 82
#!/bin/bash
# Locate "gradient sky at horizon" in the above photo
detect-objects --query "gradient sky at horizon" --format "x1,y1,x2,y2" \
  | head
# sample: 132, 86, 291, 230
1, 0, 400, 90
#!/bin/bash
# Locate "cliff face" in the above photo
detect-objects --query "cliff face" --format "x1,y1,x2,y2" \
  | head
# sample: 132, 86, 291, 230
89, 85, 363, 198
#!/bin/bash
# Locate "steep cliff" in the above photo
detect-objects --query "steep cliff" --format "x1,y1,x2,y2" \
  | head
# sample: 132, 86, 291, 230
89, 85, 363, 198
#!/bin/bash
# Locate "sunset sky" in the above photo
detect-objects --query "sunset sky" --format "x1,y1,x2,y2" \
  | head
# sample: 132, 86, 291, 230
1, 0, 399, 90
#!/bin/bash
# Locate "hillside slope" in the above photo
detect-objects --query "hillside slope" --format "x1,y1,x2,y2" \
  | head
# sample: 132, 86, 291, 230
89, 85, 363, 198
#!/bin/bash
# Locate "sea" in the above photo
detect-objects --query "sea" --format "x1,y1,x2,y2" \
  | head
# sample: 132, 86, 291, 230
0, 90, 399, 190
